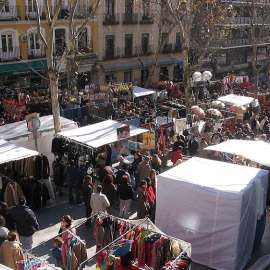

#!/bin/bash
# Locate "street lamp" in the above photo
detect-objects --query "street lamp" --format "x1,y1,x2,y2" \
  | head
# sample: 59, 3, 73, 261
192, 70, 212, 104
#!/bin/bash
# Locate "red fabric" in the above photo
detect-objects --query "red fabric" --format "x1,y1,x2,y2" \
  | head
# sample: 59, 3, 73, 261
147, 186, 155, 205
171, 151, 183, 164
61, 237, 72, 268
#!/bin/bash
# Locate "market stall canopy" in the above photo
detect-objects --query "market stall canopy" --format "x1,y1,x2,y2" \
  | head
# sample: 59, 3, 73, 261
205, 139, 270, 167
132, 86, 156, 98
156, 157, 268, 270
0, 116, 77, 140
0, 139, 38, 164
58, 119, 149, 148
217, 94, 254, 106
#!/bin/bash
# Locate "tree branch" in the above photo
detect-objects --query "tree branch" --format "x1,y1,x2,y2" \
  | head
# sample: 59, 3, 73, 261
35, 0, 47, 47
0, 0, 8, 13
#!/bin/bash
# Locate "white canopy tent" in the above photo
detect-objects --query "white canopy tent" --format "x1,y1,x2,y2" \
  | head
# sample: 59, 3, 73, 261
217, 94, 254, 106
133, 86, 156, 99
0, 115, 78, 171
156, 157, 269, 270
205, 140, 270, 167
58, 119, 149, 148
0, 139, 38, 164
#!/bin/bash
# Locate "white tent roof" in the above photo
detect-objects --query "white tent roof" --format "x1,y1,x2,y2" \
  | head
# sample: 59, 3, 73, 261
58, 119, 148, 148
205, 139, 270, 167
217, 94, 254, 106
0, 115, 77, 140
0, 139, 38, 164
133, 86, 156, 98
156, 157, 268, 270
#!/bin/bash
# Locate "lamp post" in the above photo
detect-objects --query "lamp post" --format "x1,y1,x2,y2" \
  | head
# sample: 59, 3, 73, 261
192, 70, 212, 104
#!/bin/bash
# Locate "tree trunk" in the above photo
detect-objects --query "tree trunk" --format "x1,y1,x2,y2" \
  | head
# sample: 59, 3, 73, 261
49, 71, 61, 133
182, 46, 191, 113
253, 68, 259, 99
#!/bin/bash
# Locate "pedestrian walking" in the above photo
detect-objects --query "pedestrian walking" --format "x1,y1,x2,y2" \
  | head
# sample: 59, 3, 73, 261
52, 156, 65, 196
9, 196, 39, 250
137, 180, 150, 219
81, 175, 94, 227
90, 185, 110, 215
117, 175, 133, 219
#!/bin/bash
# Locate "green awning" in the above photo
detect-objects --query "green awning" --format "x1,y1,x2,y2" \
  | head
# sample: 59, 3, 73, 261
0, 59, 47, 77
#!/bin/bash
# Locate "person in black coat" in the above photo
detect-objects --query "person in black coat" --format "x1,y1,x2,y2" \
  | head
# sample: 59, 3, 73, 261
188, 134, 199, 156
52, 156, 65, 196
0, 202, 15, 231
9, 196, 39, 250
81, 175, 94, 227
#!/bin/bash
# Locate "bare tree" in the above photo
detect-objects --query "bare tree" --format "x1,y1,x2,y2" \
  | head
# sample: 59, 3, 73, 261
35, 0, 100, 133
235, 0, 270, 98
163, 0, 226, 111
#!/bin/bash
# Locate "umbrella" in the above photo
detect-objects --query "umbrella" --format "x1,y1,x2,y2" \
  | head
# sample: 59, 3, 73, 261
206, 108, 222, 117
211, 100, 225, 108
191, 105, 205, 117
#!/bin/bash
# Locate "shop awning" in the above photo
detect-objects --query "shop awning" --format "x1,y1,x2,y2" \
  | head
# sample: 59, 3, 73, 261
0, 59, 47, 77
101, 60, 141, 73
133, 86, 156, 98
58, 119, 149, 148
0, 139, 38, 164
205, 139, 270, 167
140, 59, 153, 68
218, 94, 254, 106
157, 56, 175, 66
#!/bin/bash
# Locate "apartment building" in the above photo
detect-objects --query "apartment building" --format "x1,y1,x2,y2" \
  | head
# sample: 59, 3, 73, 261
0, 0, 98, 87
212, 0, 270, 82
97, 0, 183, 86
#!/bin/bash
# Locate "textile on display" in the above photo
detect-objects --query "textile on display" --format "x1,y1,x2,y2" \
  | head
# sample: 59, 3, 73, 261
156, 157, 269, 270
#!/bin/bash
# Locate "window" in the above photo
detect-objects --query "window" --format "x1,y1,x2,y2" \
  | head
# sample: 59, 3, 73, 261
0, 0, 16, 19
125, 0, 133, 14
105, 35, 115, 60
0, 29, 19, 61
28, 30, 45, 58
142, 0, 150, 17
105, 0, 114, 16
124, 71, 132, 83
78, 27, 88, 51
27, 0, 36, 13
125, 34, 133, 57
175, 32, 182, 52
141, 33, 149, 55
54, 28, 67, 55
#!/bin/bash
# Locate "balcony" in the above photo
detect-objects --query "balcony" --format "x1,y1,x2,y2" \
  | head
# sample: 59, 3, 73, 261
174, 43, 182, 52
162, 43, 173, 54
77, 40, 93, 54
0, 47, 21, 62
224, 16, 270, 25
133, 45, 154, 56
28, 45, 46, 59
122, 13, 138, 24
103, 48, 121, 61
103, 13, 120, 25
25, 6, 45, 20
0, 6, 20, 20
74, 5, 93, 19
140, 14, 153, 24
212, 36, 270, 48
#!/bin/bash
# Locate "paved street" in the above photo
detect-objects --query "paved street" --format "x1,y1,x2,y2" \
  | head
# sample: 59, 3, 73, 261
30, 184, 270, 270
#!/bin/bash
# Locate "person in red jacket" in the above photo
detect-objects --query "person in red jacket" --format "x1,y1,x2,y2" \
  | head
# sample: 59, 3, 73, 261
171, 146, 183, 165
145, 177, 156, 222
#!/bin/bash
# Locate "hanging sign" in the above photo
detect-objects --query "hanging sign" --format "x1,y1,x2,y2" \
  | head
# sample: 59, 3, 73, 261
142, 132, 155, 149
117, 125, 130, 140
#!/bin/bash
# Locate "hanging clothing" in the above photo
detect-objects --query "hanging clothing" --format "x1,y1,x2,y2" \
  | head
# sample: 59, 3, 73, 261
4, 182, 24, 207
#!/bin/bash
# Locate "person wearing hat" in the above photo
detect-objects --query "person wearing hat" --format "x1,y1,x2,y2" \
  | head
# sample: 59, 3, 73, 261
9, 197, 39, 250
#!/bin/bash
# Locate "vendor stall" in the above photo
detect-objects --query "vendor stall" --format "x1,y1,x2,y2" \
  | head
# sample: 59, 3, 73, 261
0, 115, 78, 168
155, 157, 269, 270
132, 86, 156, 100
218, 94, 254, 106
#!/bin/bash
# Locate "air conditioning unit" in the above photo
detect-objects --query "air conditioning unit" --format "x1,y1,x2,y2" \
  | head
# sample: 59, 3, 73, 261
21, 34, 29, 42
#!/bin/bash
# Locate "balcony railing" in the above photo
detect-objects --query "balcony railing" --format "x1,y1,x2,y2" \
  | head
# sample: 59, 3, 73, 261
77, 40, 93, 54
74, 5, 93, 19
224, 16, 270, 25
212, 36, 270, 48
162, 43, 173, 54
140, 14, 153, 24
174, 43, 182, 52
25, 6, 45, 20
0, 47, 21, 62
0, 6, 20, 20
134, 45, 154, 56
103, 48, 121, 61
28, 45, 46, 59
122, 13, 138, 24
103, 13, 120, 25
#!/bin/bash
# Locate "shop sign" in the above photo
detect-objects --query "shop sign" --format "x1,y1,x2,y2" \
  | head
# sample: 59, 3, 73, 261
142, 132, 155, 149
28, 130, 42, 141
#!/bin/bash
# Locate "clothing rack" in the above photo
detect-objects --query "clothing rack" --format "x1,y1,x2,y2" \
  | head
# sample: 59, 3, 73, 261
12, 247, 60, 270
79, 217, 148, 269
29, 212, 97, 251
67, 228, 85, 244
81, 212, 191, 270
